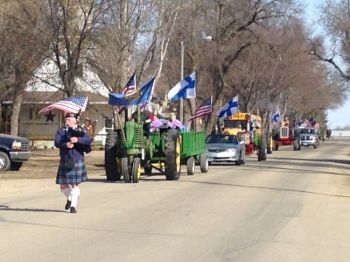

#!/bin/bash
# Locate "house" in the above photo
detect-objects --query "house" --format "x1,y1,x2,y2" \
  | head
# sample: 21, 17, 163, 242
1, 91, 113, 149
0, 57, 116, 149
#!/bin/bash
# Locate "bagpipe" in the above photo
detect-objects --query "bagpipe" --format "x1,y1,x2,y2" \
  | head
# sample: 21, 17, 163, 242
67, 126, 92, 154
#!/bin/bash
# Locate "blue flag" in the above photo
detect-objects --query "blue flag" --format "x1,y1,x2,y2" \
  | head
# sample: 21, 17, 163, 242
217, 96, 239, 120
130, 77, 155, 106
108, 77, 155, 106
168, 71, 196, 102
108, 93, 130, 106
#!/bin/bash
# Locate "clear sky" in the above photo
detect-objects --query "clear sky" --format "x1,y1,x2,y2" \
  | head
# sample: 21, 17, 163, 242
302, 0, 350, 129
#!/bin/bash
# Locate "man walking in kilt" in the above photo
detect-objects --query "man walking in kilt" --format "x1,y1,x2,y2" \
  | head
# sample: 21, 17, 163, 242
55, 113, 93, 213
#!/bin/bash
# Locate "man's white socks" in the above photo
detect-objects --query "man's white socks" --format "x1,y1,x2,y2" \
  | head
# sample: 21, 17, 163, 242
70, 187, 80, 208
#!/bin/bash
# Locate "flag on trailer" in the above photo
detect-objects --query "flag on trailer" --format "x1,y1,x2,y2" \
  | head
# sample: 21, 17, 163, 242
217, 96, 239, 120
167, 71, 196, 102
189, 96, 213, 120
121, 72, 137, 97
39, 96, 88, 114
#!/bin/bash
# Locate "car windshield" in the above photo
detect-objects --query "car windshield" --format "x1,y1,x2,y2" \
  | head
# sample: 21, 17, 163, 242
206, 134, 239, 144
224, 120, 247, 130
300, 129, 316, 134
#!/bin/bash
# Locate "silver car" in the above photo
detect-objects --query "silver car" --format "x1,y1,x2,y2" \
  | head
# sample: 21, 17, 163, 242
299, 128, 319, 148
206, 134, 246, 165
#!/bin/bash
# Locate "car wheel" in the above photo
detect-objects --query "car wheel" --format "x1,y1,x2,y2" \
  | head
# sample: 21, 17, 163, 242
0, 151, 11, 171
10, 162, 23, 171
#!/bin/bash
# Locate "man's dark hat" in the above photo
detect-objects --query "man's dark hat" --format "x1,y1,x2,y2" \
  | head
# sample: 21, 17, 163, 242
65, 112, 77, 119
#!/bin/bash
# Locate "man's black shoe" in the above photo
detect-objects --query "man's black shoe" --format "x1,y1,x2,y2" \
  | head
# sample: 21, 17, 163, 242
70, 207, 77, 213
65, 200, 71, 210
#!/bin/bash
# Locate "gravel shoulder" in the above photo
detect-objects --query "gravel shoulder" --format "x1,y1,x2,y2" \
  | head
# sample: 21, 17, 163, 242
0, 149, 106, 179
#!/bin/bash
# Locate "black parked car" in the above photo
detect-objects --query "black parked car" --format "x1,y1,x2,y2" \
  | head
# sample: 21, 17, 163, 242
0, 134, 31, 171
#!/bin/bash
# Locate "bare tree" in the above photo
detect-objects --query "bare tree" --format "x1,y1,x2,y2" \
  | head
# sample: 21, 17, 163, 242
163, 0, 298, 133
42, 0, 108, 96
0, 0, 51, 135
310, 0, 350, 84
87, 0, 151, 93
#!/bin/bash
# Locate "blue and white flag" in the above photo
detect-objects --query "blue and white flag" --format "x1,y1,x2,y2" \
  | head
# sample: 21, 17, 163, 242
271, 112, 281, 123
168, 71, 196, 102
217, 96, 239, 120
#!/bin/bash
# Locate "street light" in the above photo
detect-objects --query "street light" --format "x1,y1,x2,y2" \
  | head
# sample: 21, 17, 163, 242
179, 36, 212, 123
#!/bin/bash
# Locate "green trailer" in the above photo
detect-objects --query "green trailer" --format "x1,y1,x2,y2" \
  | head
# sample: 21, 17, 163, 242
144, 128, 208, 180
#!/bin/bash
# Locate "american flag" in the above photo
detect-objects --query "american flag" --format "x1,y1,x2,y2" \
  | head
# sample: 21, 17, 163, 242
39, 96, 88, 114
121, 72, 137, 96
189, 96, 213, 120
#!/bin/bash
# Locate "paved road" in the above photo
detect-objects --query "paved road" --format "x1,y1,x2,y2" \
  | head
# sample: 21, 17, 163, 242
1, 138, 350, 262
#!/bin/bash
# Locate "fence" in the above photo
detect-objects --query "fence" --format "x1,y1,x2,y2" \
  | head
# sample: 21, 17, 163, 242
30, 133, 109, 150
330, 130, 350, 137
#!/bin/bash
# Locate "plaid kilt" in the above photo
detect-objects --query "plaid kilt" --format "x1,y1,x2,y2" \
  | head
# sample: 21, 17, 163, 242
56, 160, 87, 184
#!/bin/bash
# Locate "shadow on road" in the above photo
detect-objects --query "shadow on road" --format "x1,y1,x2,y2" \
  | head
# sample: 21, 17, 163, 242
245, 162, 350, 177
86, 177, 125, 183
0, 205, 65, 213
272, 157, 350, 166
181, 180, 350, 199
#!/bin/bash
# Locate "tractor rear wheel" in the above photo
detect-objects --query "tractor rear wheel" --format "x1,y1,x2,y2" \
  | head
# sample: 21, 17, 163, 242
105, 130, 121, 181
132, 157, 141, 183
122, 157, 131, 183
164, 129, 181, 180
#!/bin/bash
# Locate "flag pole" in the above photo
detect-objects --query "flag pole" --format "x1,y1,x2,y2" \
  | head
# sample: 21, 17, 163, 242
179, 41, 184, 123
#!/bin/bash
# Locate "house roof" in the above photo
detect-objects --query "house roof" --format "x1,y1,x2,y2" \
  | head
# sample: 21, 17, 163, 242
2, 91, 108, 105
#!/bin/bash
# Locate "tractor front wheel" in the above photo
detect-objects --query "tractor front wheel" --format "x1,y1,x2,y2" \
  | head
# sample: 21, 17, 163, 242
122, 157, 131, 183
132, 157, 141, 183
